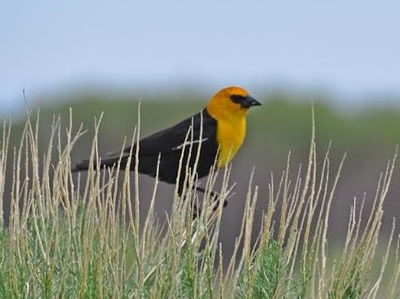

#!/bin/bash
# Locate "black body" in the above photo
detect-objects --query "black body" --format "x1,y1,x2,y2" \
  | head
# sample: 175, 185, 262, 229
74, 109, 219, 194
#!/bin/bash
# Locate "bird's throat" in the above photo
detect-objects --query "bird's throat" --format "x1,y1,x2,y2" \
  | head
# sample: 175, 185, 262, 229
216, 118, 246, 167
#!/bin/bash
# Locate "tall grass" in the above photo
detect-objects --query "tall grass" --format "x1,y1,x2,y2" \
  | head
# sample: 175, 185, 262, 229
0, 109, 399, 298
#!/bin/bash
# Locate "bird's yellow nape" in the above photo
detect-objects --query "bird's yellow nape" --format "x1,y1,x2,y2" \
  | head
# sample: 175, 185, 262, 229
206, 86, 250, 121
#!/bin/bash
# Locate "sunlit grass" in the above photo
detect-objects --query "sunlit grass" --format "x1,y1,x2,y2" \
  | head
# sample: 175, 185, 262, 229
0, 108, 399, 298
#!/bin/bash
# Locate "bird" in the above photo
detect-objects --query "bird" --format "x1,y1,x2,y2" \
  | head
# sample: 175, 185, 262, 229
73, 86, 261, 203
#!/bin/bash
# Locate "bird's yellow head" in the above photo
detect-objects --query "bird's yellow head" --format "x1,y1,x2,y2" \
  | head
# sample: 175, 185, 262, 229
206, 86, 261, 121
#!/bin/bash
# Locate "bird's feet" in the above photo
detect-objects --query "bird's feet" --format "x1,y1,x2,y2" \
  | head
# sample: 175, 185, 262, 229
193, 186, 228, 209
191, 184, 236, 218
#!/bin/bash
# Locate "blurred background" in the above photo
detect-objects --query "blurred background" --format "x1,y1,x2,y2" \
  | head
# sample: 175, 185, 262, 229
1, 1, 400, 254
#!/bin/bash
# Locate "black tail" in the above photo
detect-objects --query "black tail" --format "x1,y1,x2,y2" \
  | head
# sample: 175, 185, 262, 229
71, 159, 91, 172
72, 156, 130, 172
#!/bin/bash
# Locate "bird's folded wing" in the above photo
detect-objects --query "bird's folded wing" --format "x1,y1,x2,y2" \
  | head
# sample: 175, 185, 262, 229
108, 109, 217, 159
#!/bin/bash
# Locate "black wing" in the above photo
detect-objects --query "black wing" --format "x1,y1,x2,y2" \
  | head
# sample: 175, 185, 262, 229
128, 108, 217, 156
73, 108, 219, 182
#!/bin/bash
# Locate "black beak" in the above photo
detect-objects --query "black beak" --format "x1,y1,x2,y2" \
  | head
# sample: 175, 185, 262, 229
241, 96, 261, 108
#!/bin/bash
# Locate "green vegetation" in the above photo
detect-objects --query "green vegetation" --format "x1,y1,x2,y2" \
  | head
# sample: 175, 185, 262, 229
0, 108, 399, 298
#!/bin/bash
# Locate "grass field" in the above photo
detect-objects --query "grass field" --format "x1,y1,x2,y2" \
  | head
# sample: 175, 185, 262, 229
0, 103, 399, 298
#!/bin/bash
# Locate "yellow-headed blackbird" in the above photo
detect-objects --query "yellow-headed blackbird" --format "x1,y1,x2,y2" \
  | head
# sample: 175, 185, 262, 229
73, 86, 261, 197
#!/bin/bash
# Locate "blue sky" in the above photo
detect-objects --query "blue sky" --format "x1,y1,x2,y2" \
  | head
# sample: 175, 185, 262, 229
1, 1, 400, 109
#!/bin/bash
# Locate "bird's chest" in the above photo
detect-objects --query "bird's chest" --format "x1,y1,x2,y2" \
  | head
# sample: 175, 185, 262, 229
216, 119, 246, 167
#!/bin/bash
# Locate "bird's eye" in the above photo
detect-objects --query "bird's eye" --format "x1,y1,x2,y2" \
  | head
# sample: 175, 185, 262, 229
230, 95, 247, 103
